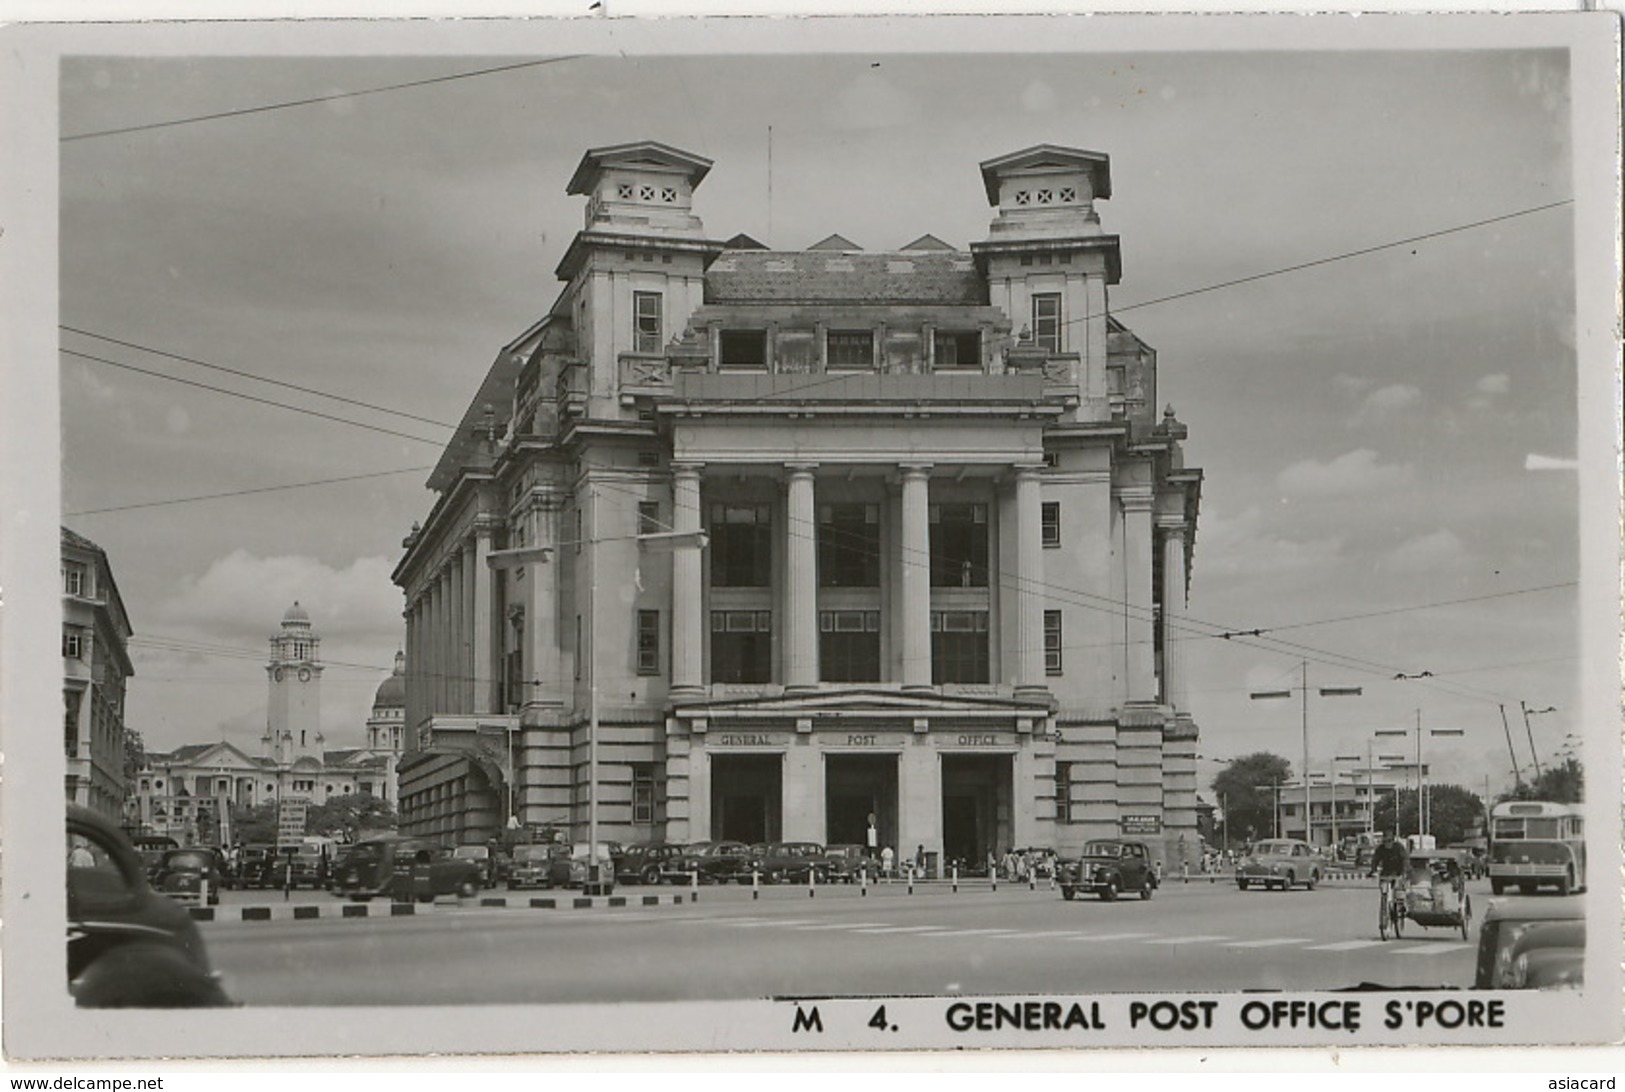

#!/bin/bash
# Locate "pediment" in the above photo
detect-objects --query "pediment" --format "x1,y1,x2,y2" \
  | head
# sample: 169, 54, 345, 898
677, 688, 1047, 719
290, 755, 326, 771
176, 740, 261, 771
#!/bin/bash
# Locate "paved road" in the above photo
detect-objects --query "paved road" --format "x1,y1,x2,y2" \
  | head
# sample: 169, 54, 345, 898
202, 877, 1482, 1005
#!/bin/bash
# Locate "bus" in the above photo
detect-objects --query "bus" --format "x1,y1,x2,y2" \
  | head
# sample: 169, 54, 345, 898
1488, 800, 1585, 895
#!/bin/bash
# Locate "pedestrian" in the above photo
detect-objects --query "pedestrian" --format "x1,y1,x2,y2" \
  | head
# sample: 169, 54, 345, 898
880, 845, 894, 879
914, 844, 925, 875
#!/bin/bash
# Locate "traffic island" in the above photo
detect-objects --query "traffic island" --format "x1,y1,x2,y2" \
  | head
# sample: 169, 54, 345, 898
202, 892, 689, 924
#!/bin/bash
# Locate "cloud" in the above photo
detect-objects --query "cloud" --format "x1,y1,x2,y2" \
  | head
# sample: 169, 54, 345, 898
159, 549, 402, 647
1379, 529, 1468, 574
1196, 505, 1343, 578
1276, 450, 1413, 497
1349, 383, 1421, 426
1476, 373, 1511, 396
1333, 374, 1375, 396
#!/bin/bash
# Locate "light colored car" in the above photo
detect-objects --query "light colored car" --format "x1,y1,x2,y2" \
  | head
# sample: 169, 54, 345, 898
1236, 838, 1322, 891
1474, 895, 1585, 989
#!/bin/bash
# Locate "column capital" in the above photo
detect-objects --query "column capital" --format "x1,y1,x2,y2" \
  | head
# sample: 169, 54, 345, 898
1117, 488, 1155, 513
671, 461, 705, 478
898, 462, 933, 482
1155, 513, 1189, 532
784, 461, 819, 478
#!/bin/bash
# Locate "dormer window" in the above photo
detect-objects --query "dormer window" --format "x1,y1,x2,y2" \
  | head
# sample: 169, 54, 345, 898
933, 331, 981, 371
719, 330, 768, 370
827, 330, 874, 370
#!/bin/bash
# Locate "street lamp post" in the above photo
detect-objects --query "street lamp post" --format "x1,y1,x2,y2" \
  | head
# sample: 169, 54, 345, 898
1250, 662, 1362, 850
488, 505, 707, 893
1375, 710, 1464, 841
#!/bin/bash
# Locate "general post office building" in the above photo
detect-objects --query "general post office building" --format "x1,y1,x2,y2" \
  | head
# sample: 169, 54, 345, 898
393, 140, 1205, 871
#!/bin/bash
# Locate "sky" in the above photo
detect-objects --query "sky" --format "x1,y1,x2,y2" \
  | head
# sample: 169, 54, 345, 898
45, 24, 1602, 804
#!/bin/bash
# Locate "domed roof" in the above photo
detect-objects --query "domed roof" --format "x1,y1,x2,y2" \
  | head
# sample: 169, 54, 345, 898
282, 600, 311, 625
373, 650, 406, 708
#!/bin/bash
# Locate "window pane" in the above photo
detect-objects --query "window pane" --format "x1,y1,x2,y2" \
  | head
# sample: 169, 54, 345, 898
1041, 501, 1061, 547
827, 331, 874, 369
637, 610, 660, 675
634, 292, 663, 353
711, 505, 772, 587
931, 612, 990, 683
720, 330, 768, 369
929, 503, 989, 587
934, 331, 980, 369
1044, 609, 1063, 675
819, 609, 881, 682
711, 613, 771, 684
818, 503, 880, 587
1033, 294, 1062, 353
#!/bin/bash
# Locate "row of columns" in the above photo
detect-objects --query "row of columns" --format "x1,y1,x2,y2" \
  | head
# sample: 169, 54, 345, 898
404, 520, 498, 735
665, 461, 1049, 694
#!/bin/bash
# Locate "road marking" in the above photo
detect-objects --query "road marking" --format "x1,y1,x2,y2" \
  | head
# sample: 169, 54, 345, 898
929, 928, 1020, 938
1222, 938, 1314, 948
1303, 940, 1389, 951
1061, 932, 1156, 942
851, 925, 948, 934
1391, 942, 1473, 955
988, 930, 1084, 941
1145, 935, 1231, 945
790, 922, 890, 931
728, 919, 817, 928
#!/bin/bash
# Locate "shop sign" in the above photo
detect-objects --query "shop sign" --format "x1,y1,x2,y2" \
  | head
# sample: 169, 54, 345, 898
1120, 814, 1162, 835
940, 733, 1016, 747
819, 732, 907, 748
277, 798, 308, 844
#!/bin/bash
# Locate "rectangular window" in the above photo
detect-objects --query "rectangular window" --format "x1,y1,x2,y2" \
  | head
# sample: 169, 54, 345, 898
929, 503, 989, 587
63, 561, 86, 597
633, 291, 663, 354
631, 763, 656, 824
719, 329, 768, 370
1055, 761, 1073, 823
827, 330, 875, 370
64, 689, 81, 757
637, 610, 661, 675
505, 648, 524, 709
933, 330, 981, 370
1033, 293, 1062, 353
638, 501, 662, 535
1044, 609, 1063, 675
817, 503, 880, 588
710, 503, 773, 587
62, 627, 83, 660
930, 610, 990, 684
710, 610, 772, 684
1041, 501, 1061, 547
819, 610, 881, 683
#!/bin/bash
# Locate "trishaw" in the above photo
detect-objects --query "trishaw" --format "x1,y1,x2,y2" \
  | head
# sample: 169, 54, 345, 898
1382, 849, 1471, 940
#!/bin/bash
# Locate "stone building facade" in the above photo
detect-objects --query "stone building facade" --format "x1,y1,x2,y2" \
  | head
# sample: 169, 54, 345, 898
62, 527, 134, 821
393, 141, 1204, 869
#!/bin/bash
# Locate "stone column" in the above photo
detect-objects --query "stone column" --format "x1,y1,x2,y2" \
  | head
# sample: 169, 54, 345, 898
1014, 464, 1046, 696
781, 741, 824, 841
897, 739, 941, 873
473, 523, 494, 715
527, 492, 562, 708
1121, 489, 1156, 702
784, 463, 819, 690
404, 600, 421, 747
670, 462, 705, 696
899, 463, 933, 690
428, 574, 443, 715
1159, 519, 1188, 713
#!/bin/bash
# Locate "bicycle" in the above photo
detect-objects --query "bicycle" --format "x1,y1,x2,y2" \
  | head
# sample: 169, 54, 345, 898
1376, 874, 1406, 940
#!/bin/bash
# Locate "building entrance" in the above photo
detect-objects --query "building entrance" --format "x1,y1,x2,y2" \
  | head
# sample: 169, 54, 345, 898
824, 753, 898, 854
940, 753, 1013, 870
709, 753, 782, 844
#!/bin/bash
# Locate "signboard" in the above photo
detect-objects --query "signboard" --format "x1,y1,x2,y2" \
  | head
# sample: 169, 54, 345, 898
277, 798, 308, 846
1120, 814, 1163, 835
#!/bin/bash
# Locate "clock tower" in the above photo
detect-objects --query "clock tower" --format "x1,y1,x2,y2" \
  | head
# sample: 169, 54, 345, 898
266, 601, 324, 763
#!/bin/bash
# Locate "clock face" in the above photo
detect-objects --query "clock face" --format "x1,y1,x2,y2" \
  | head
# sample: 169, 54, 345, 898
298, 667, 312, 683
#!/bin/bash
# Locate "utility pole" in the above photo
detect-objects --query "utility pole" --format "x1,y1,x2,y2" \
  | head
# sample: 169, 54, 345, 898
1250, 662, 1361, 849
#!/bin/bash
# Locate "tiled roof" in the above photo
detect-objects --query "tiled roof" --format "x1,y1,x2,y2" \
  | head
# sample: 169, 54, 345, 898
705, 250, 986, 305
60, 526, 104, 554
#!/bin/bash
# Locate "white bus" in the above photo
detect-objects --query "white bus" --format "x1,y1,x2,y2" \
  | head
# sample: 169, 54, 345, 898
1488, 800, 1585, 895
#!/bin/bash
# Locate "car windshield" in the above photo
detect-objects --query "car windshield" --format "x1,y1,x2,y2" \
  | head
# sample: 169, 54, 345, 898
1083, 843, 1122, 857
1255, 842, 1293, 855
166, 851, 214, 870
453, 846, 488, 859
510, 846, 550, 861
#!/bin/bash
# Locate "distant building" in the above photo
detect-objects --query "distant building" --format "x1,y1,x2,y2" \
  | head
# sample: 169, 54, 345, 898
394, 141, 1204, 869
123, 604, 402, 844
62, 527, 134, 822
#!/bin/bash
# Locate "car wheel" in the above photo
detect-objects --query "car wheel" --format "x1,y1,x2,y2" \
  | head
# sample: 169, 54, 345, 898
641, 865, 661, 886
1237, 878, 1249, 890
73, 943, 233, 1009
458, 880, 478, 899
1557, 870, 1572, 896
1519, 882, 1536, 895
1101, 879, 1119, 902
1306, 870, 1319, 891
1490, 878, 1504, 895
1061, 886, 1076, 901
1140, 878, 1153, 901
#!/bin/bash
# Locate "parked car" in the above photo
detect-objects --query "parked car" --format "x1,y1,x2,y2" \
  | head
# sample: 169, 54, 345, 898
234, 843, 276, 888
67, 805, 233, 1008
506, 843, 560, 890
666, 840, 753, 884
332, 836, 483, 902
1057, 839, 1156, 901
452, 844, 501, 888
1236, 838, 1323, 891
150, 847, 225, 907
746, 842, 831, 884
548, 842, 616, 892
617, 842, 685, 885
1475, 895, 1585, 989
822, 844, 874, 883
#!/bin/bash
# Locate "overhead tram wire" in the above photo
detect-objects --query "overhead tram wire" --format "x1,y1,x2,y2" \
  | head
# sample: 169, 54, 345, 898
65, 466, 435, 517
60, 55, 587, 143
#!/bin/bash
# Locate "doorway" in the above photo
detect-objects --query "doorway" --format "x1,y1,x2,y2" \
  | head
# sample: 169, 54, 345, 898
824, 753, 898, 853
940, 753, 1013, 869
710, 754, 782, 844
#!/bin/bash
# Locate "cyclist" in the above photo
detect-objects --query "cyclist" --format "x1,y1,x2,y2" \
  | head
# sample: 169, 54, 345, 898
1368, 830, 1410, 922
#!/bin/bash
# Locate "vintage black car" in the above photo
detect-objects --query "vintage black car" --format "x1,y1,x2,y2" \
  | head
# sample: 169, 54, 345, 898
618, 842, 685, 885
1057, 839, 1157, 902
661, 841, 752, 884
822, 844, 873, 883
333, 836, 483, 902
451, 844, 503, 888
506, 843, 558, 890
67, 805, 233, 1008
150, 847, 225, 907
745, 841, 832, 884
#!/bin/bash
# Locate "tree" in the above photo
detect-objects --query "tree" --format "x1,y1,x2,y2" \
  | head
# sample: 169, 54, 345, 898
1211, 752, 1293, 844
231, 800, 279, 845
1372, 784, 1484, 845
122, 727, 147, 785
1514, 756, 1583, 803
304, 794, 396, 842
